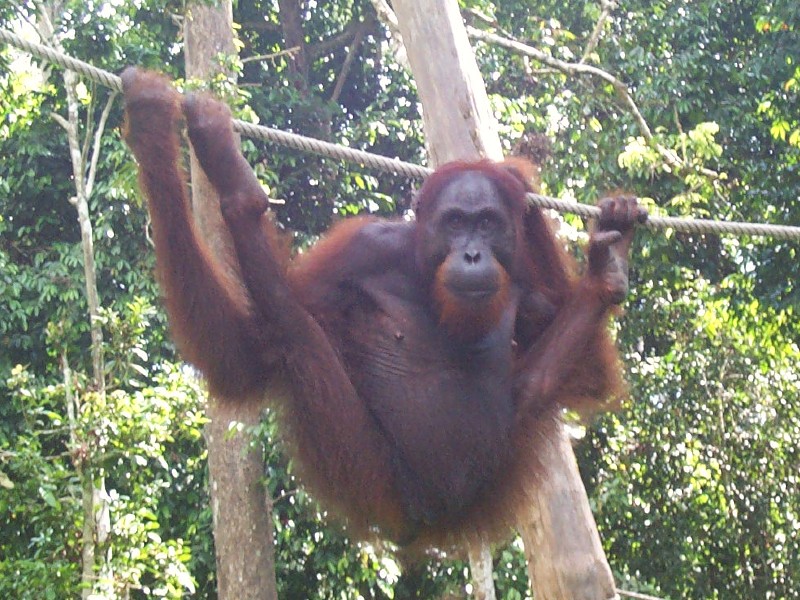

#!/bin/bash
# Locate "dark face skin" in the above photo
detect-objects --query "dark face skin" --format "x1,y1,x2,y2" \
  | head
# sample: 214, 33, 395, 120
419, 172, 516, 303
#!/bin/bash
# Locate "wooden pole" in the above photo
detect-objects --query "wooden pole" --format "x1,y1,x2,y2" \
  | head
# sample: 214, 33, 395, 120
391, 0, 503, 166
184, 4, 278, 598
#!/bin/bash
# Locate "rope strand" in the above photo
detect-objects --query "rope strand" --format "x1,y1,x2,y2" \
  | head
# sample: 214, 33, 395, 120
1, 29, 123, 92
2, 28, 799, 240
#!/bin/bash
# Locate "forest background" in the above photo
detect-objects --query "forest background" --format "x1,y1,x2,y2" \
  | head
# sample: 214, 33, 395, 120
0, 0, 798, 598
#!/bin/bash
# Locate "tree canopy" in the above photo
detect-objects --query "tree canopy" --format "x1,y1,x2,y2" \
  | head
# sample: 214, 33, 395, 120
1, 0, 798, 598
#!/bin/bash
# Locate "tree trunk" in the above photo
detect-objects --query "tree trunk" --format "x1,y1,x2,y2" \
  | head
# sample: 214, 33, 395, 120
204, 399, 279, 600
277, 0, 309, 81
391, 0, 503, 167
519, 423, 616, 599
467, 543, 497, 600
37, 3, 116, 594
391, 1, 616, 598
184, 4, 279, 599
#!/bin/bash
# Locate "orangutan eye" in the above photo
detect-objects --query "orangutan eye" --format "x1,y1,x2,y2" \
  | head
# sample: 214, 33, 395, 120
477, 211, 500, 232
443, 211, 466, 231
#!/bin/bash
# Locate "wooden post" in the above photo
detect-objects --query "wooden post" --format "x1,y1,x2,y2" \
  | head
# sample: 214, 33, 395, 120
390, 1, 616, 598
391, 0, 503, 166
184, 3, 279, 598
519, 423, 616, 599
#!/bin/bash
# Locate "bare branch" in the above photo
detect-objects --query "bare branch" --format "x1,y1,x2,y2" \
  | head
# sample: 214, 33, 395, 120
370, 0, 399, 33
529, 67, 561, 76
51, 111, 71, 132
674, 105, 688, 162
9, 0, 40, 34
463, 6, 515, 39
469, 25, 653, 137
238, 18, 281, 33
307, 13, 377, 59
85, 90, 118, 200
62, 69, 88, 198
272, 488, 298, 505
241, 46, 301, 65
330, 20, 369, 103
144, 215, 154, 248
580, 0, 617, 64
32, 0, 57, 40
80, 90, 97, 177
368, 0, 409, 69
244, 12, 376, 70
467, 26, 721, 179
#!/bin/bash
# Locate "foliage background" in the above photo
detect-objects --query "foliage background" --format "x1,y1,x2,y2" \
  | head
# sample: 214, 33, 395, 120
0, 0, 798, 598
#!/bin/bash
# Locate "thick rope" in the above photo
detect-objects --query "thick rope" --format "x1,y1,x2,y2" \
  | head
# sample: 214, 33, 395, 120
0, 29, 125, 92
2, 28, 799, 240
232, 119, 432, 180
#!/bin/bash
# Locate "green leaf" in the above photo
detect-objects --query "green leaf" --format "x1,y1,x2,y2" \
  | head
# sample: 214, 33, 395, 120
0, 471, 14, 489
39, 487, 60, 510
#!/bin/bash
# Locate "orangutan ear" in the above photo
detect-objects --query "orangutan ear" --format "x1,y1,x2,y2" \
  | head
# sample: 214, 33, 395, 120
499, 157, 541, 193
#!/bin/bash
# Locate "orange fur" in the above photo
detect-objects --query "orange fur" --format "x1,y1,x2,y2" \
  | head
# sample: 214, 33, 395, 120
432, 259, 511, 341
122, 68, 632, 553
